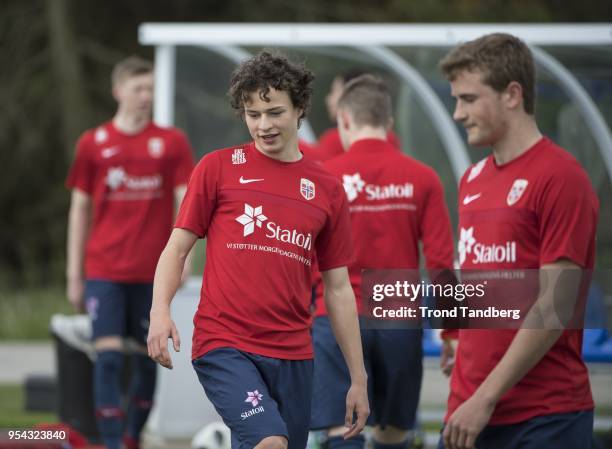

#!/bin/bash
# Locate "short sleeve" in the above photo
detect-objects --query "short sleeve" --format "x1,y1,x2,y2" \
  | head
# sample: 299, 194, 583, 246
66, 132, 95, 193
315, 181, 354, 271
174, 151, 219, 238
171, 130, 196, 187
539, 165, 598, 267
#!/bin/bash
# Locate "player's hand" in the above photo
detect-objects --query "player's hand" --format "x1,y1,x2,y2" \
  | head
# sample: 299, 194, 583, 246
443, 392, 494, 449
67, 277, 85, 312
343, 381, 369, 439
440, 338, 457, 377
147, 310, 180, 369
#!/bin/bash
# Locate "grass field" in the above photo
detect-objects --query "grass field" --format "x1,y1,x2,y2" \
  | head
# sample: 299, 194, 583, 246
0, 384, 56, 428
0, 287, 71, 340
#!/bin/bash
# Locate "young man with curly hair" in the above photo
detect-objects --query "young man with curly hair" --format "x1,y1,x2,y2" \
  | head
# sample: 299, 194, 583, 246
147, 51, 369, 449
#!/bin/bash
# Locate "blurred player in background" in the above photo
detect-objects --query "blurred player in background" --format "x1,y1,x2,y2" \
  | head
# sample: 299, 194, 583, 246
66, 56, 195, 449
310, 74, 454, 449
438, 33, 599, 449
311, 70, 401, 162
147, 50, 369, 449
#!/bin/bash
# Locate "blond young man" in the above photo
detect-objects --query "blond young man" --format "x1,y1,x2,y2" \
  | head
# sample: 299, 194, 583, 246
66, 56, 195, 449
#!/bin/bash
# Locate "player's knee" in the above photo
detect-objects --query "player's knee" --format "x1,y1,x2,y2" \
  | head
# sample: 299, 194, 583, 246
255, 435, 288, 449
328, 426, 347, 438
94, 336, 122, 351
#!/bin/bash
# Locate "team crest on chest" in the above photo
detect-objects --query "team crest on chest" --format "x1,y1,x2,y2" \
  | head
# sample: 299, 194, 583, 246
300, 178, 315, 200
148, 137, 165, 158
507, 179, 529, 206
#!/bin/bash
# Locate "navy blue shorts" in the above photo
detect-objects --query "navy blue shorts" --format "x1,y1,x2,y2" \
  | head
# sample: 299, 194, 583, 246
310, 316, 423, 430
85, 280, 153, 345
437, 410, 594, 449
192, 347, 314, 449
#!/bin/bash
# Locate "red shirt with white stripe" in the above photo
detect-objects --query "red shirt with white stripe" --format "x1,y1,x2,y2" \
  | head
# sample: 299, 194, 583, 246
313, 138, 454, 315
448, 137, 598, 425
175, 143, 353, 360
66, 121, 195, 282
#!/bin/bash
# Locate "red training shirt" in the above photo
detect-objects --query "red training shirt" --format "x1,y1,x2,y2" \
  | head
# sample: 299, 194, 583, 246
175, 143, 353, 361
448, 137, 599, 425
314, 138, 454, 315
66, 121, 195, 282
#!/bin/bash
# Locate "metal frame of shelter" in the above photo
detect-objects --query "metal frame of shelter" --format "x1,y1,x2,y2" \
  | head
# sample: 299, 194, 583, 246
138, 23, 612, 183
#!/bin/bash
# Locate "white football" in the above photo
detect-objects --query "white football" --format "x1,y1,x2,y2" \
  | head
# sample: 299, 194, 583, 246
191, 421, 231, 449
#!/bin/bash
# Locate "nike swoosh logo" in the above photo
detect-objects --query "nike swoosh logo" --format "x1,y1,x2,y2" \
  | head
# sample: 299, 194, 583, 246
239, 176, 264, 184
463, 193, 482, 205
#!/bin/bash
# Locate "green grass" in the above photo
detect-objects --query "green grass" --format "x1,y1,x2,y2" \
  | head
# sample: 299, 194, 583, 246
0, 288, 71, 340
0, 384, 56, 428
0, 239, 207, 342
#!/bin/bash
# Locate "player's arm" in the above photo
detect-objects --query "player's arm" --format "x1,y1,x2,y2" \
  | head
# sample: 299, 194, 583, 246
66, 188, 92, 311
147, 227, 198, 369
321, 266, 370, 439
443, 259, 581, 449
174, 185, 193, 285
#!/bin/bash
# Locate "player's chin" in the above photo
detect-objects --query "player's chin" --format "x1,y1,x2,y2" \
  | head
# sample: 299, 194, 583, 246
258, 140, 283, 154
467, 134, 488, 148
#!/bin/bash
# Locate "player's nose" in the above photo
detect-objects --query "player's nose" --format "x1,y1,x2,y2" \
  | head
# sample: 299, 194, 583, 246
453, 103, 467, 122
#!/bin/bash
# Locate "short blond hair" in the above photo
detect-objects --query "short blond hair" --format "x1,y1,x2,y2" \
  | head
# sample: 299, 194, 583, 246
111, 56, 153, 87
338, 74, 392, 128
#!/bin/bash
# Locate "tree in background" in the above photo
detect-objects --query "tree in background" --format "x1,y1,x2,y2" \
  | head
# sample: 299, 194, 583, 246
0, 0, 610, 287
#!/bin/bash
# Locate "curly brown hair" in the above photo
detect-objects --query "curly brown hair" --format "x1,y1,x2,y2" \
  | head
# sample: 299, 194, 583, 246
228, 50, 314, 124
439, 33, 536, 115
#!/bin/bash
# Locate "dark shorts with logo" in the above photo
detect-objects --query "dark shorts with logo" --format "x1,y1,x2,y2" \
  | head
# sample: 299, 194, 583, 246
85, 280, 153, 345
437, 410, 594, 449
192, 347, 314, 449
310, 316, 423, 430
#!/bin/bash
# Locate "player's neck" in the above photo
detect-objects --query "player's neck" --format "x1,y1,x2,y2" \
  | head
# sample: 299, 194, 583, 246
255, 139, 302, 163
491, 117, 542, 165
113, 111, 150, 135
348, 127, 387, 148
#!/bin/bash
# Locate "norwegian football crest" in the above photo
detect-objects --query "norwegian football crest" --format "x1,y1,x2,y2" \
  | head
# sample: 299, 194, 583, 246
300, 178, 315, 200
148, 137, 165, 158
507, 179, 529, 206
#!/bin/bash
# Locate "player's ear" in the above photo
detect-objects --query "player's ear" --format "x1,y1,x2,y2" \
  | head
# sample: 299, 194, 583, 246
111, 84, 121, 104
387, 116, 394, 132
337, 108, 351, 131
504, 81, 523, 111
